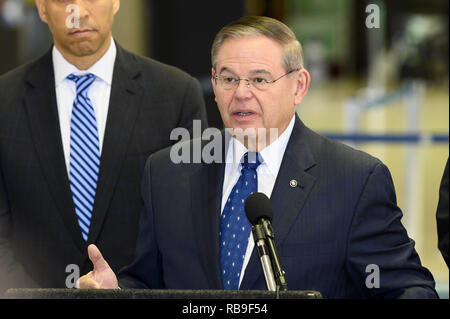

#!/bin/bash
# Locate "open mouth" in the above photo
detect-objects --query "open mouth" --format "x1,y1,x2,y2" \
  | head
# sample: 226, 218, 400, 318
236, 112, 254, 116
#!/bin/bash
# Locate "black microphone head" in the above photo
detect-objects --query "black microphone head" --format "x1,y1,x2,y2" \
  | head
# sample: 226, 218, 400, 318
244, 192, 273, 225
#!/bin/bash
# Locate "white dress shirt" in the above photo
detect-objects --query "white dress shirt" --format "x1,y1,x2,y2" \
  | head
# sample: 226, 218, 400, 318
53, 39, 117, 174
221, 115, 296, 287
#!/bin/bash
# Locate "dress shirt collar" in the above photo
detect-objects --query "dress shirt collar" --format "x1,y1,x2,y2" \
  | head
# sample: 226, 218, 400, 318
53, 37, 117, 86
225, 115, 296, 176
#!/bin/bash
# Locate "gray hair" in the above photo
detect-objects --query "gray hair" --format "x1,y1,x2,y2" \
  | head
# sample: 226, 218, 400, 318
211, 16, 304, 71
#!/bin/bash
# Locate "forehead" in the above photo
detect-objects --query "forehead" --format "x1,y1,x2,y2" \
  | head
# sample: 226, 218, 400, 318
215, 36, 285, 74
44, 0, 112, 9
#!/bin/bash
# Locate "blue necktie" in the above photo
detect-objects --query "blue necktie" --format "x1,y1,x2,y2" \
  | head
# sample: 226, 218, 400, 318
67, 73, 100, 242
220, 152, 261, 289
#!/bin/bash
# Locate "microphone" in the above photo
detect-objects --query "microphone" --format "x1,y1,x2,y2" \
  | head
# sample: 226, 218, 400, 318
245, 193, 288, 292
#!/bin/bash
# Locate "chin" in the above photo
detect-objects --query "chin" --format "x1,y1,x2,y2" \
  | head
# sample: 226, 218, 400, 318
71, 42, 98, 57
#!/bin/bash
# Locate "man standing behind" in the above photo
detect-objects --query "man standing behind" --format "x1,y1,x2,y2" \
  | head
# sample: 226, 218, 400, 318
78, 16, 436, 298
436, 159, 449, 268
0, 0, 207, 294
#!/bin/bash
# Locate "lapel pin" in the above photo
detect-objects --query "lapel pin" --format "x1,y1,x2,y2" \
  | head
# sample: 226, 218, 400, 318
290, 179, 298, 188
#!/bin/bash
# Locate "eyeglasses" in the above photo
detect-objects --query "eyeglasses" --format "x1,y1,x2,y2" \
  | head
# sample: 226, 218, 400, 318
213, 69, 300, 91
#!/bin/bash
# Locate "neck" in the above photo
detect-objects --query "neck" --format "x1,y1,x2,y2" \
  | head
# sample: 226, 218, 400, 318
56, 37, 112, 71
244, 123, 292, 152
233, 130, 279, 152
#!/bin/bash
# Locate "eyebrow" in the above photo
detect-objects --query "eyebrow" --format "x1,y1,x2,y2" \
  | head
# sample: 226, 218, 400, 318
249, 69, 272, 76
219, 67, 236, 75
218, 67, 273, 76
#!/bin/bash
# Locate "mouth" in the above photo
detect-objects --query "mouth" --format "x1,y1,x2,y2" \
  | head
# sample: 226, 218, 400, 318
235, 112, 254, 116
231, 110, 258, 122
69, 29, 96, 37
233, 109, 257, 116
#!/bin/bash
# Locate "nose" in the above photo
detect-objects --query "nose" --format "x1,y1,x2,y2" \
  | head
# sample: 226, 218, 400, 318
70, 0, 90, 22
234, 79, 253, 100
242, 79, 251, 89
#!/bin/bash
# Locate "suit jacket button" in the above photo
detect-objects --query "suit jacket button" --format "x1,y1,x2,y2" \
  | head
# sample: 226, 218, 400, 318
290, 180, 298, 188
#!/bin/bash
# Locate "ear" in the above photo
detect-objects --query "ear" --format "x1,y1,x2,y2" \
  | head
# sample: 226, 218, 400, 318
113, 0, 120, 15
211, 68, 218, 102
293, 68, 310, 106
35, 0, 48, 23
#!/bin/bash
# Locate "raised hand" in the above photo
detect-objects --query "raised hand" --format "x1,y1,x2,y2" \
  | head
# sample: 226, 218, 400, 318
77, 244, 119, 289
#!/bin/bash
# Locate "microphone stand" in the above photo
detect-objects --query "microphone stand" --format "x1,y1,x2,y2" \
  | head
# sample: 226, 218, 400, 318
252, 224, 277, 292
259, 219, 288, 292
251, 220, 288, 295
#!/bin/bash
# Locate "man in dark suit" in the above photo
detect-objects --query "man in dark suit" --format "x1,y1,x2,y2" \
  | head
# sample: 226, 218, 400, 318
78, 16, 437, 298
0, 0, 207, 294
436, 159, 449, 268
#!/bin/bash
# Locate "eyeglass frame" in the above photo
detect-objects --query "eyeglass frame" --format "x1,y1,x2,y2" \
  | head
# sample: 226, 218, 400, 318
213, 68, 301, 91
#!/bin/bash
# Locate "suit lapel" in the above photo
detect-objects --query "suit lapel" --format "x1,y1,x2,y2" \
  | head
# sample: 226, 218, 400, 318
241, 115, 317, 289
87, 45, 144, 244
23, 49, 85, 252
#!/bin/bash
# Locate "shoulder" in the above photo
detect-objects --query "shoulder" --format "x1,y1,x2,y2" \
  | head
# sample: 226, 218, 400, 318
0, 60, 34, 90
145, 129, 223, 174
116, 45, 198, 86
300, 122, 384, 175
0, 49, 51, 95
296, 123, 398, 210
0, 56, 46, 118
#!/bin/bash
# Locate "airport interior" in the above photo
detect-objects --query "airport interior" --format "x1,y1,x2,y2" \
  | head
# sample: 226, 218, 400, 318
0, 0, 448, 298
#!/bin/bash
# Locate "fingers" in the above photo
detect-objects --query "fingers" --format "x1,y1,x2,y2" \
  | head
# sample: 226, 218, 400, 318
87, 244, 111, 272
76, 245, 118, 290
76, 272, 100, 289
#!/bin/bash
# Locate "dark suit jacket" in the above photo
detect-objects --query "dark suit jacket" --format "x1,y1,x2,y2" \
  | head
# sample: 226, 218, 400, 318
119, 115, 437, 299
0, 43, 207, 293
436, 158, 449, 268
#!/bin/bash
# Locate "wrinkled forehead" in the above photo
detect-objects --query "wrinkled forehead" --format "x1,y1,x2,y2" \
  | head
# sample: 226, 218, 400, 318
40, 0, 117, 11
214, 36, 285, 73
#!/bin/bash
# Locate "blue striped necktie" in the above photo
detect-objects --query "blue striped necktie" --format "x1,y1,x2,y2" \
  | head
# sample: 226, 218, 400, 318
220, 152, 261, 289
67, 73, 99, 242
